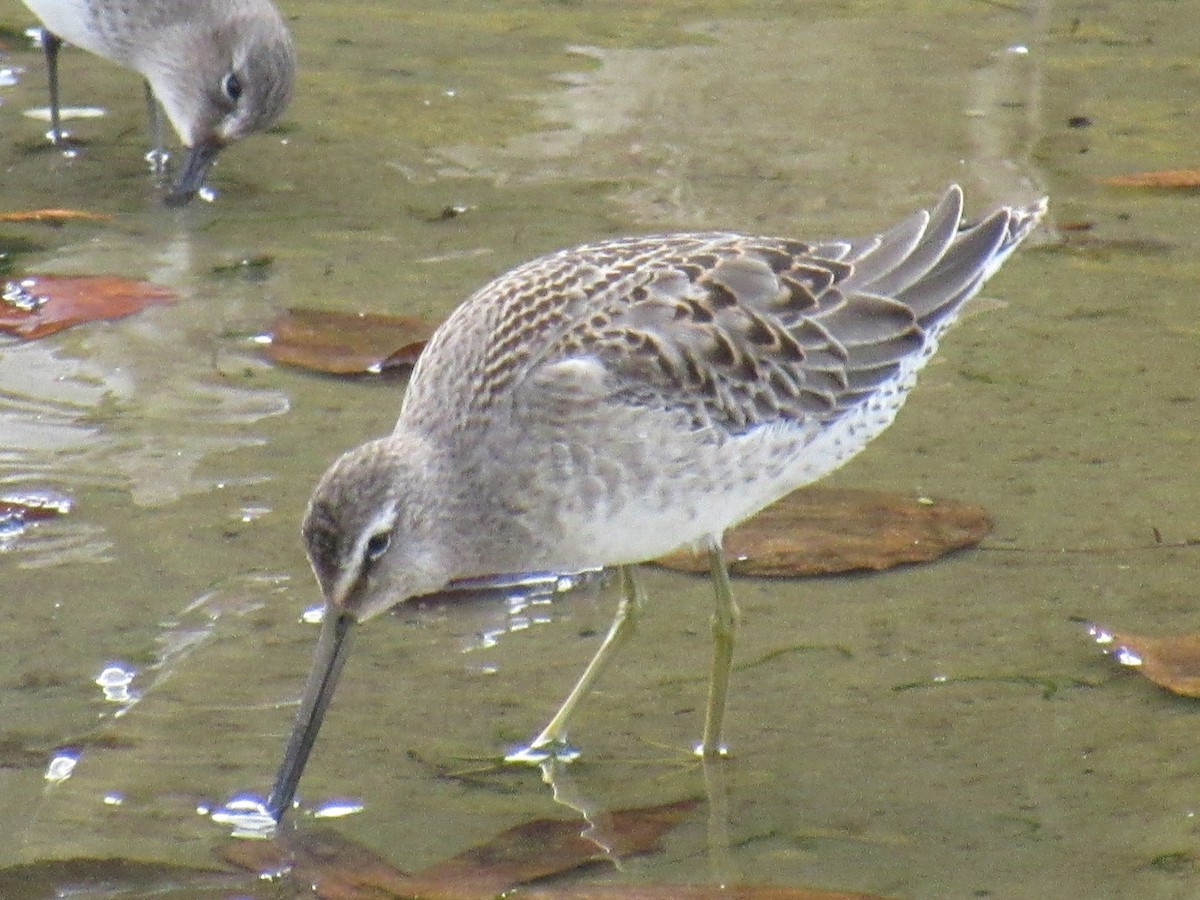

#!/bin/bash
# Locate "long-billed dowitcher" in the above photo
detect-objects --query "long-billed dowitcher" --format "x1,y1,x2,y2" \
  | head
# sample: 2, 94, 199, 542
266, 185, 1046, 821
19, 0, 294, 204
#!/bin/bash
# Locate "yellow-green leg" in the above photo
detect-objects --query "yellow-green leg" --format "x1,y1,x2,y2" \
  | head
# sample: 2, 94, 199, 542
697, 542, 739, 757
506, 564, 646, 763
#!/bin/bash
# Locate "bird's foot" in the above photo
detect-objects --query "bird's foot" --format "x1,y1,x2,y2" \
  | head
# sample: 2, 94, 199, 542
44, 129, 80, 159
504, 739, 581, 765
692, 741, 730, 760
145, 147, 171, 176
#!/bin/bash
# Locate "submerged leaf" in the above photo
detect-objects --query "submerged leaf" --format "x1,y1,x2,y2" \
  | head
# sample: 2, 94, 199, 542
221, 828, 416, 899
219, 800, 893, 899
0, 489, 72, 522
0, 274, 177, 339
1101, 169, 1200, 189
261, 306, 437, 375
412, 798, 698, 895
0, 858, 235, 897
0, 208, 113, 225
220, 800, 696, 899
1088, 624, 1200, 697
655, 488, 992, 576
0, 489, 72, 543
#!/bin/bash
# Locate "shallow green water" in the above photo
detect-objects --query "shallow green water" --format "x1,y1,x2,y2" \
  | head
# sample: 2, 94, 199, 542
1, 1, 1199, 897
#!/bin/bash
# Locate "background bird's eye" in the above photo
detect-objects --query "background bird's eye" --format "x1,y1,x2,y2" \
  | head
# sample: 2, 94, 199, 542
364, 531, 390, 564
222, 72, 243, 103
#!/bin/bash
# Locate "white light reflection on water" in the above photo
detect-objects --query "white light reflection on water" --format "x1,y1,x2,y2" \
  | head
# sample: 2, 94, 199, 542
44, 748, 81, 783
299, 568, 606, 661
209, 795, 279, 840
208, 793, 365, 839
313, 798, 365, 819
426, 569, 606, 661
95, 663, 139, 705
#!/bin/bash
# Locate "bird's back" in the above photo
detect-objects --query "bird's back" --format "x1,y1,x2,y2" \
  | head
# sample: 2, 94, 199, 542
404, 186, 1042, 438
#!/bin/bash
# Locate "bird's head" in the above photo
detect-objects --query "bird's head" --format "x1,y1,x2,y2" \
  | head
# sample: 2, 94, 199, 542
152, 10, 295, 204
301, 436, 454, 623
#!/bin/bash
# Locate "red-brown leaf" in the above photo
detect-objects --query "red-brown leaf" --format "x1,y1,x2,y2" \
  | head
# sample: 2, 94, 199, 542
1101, 169, 1200, 189
1089, 624, 1200, 697
0, 489, 72, 524
262, 306, 438, 375
0, 490, 73, 543
411, 798, 698, 896
218, 802, 893, 900
655, 487, 992, 577
220, 828, 418, 899
0, 275, 177, 339
0, 209, 113, 225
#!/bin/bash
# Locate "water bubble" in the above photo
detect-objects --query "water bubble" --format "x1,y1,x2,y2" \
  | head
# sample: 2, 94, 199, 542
95, 663, 138, 703
45, 748, 81, 783
1114, 647, 1143, 667
3, 278, 47, 312
210, 794, 278, 839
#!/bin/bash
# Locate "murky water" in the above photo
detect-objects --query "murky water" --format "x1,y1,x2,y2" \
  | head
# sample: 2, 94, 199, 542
1, 0, 1199, 897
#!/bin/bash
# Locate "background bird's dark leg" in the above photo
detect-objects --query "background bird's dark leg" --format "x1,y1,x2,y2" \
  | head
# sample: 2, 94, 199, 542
143, 80, 168, 175
40, 28, 65, 144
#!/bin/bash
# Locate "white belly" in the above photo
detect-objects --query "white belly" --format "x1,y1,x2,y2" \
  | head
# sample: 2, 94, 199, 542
530, 360, 926, 570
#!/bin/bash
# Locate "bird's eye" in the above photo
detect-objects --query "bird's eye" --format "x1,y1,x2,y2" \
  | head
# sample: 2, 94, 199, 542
222, 72, 243, 103
364, 532, 391, 565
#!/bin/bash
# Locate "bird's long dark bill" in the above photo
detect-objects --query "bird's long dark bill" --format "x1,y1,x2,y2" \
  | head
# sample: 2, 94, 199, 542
266, 609, 355, 822
164, 139, 221, 207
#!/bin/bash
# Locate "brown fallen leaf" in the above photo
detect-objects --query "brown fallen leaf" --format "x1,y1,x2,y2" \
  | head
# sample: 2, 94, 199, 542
0, 489, 72, 523
221, 827, 417, 900
412, 798, 698, 896
1101, 169, 1200, 189
1088, 624, 1200, 697
219, 802, 893, 900
0, 858, 236, 897
220, 800, 696, 899
0, 489, 72, 543
0, 208, 113, 225
0, 274, 177, 339
654, 487, 991, 577
261, 306, 437, 375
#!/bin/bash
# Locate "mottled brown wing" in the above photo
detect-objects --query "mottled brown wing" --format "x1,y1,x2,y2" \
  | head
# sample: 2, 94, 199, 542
407, 186, 1033, 437
517, 186, 1016, 434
